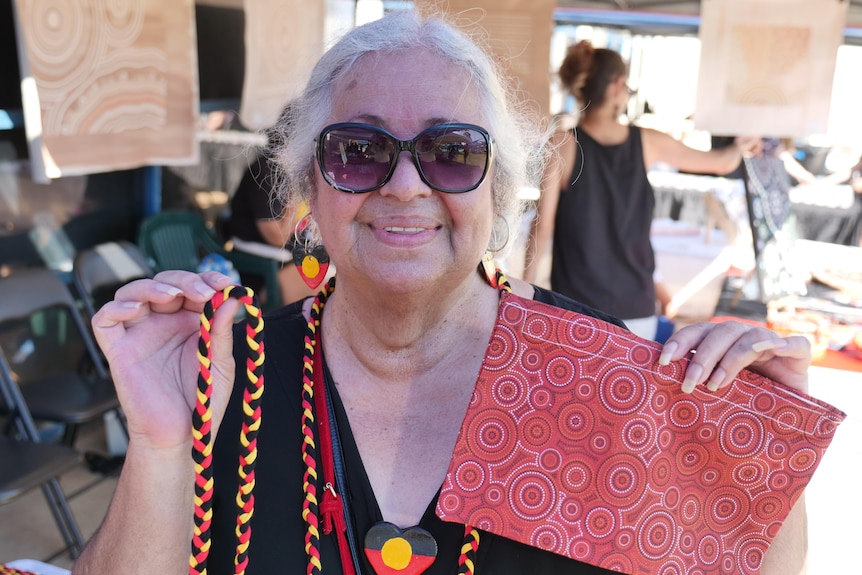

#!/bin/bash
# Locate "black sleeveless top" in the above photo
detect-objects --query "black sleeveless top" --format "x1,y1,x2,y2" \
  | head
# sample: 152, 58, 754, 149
208, 287, 622, 574
550, 126, 656, 319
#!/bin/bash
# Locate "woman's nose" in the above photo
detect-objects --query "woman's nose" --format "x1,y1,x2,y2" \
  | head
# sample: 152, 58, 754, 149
379, 151, 433, 200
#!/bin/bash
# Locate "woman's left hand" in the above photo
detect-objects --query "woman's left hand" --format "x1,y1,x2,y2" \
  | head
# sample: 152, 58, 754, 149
659, 321, 812, 394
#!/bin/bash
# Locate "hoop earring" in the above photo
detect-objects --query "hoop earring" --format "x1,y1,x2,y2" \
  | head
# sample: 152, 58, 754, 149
488, 216, 510, 254
292, 212, 330, 289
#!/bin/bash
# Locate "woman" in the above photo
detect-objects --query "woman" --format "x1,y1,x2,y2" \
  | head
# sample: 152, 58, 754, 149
524, 40, 759, 340
74, 11, 812, 575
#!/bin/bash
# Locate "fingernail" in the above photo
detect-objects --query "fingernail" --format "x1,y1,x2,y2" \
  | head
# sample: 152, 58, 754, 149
659, 341, 678, 366
706, 367, 726, 392
681, 363, 703, 394
155, 284, 183, 296
194, 281, 216, 298
752, 339, 788, 353
121, 301, 142, 310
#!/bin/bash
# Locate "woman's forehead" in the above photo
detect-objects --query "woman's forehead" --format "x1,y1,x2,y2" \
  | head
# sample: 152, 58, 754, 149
328, 49, 486, 131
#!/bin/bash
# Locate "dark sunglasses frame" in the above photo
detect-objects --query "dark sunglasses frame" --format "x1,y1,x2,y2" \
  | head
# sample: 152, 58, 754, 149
315, 122, 493, 194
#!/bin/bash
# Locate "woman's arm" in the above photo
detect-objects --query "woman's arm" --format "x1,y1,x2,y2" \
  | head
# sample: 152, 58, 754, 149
72, 271, 240, 575
641, 128, 759, 176
524, 132, 575, 284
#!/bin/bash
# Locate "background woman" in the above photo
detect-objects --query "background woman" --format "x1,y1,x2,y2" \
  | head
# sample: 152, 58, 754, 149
524, 40, 759, 340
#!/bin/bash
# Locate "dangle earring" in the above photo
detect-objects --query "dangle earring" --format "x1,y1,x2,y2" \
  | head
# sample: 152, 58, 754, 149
292, 212, 330, 289
481, 216, 510, 288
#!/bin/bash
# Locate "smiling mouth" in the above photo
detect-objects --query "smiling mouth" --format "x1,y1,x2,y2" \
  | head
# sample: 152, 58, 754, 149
384, 226, 429, 233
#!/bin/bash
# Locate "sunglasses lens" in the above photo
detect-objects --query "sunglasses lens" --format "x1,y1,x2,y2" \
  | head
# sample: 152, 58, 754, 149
320, 125, 395, 192
416, 126, 489, 192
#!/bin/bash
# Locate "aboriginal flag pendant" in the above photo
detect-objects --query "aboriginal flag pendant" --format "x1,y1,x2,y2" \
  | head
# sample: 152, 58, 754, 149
364, 521, 438, 575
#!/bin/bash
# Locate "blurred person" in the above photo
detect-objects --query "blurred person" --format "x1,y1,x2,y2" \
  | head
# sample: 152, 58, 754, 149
525, 40, 759, 340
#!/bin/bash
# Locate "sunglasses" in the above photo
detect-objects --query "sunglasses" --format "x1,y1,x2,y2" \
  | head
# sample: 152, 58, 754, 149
316, 122, 493, 193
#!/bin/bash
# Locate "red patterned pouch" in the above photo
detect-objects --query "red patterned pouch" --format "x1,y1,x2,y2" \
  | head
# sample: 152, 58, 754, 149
437, 292, 846, 575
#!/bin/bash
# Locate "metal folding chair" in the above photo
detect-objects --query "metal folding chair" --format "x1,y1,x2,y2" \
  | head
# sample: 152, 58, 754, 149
72, 240, 154, 319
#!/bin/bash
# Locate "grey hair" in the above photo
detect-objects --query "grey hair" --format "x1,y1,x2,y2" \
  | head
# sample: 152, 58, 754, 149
271, 9, 548, 253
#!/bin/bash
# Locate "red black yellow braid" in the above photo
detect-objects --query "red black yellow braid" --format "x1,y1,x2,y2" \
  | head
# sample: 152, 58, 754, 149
190, 286, 264, 575
0, 567, 38, 575
300, 270, 510, 575
301, 279, 334, 575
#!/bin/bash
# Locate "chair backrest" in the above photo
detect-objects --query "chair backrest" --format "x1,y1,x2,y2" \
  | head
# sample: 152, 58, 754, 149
0, 268, 109, 381
137, 210, 226, 273
73, 240, 154, 318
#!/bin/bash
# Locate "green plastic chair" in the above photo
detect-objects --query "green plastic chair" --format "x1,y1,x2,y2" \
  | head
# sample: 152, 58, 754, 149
137, 210, 283, 311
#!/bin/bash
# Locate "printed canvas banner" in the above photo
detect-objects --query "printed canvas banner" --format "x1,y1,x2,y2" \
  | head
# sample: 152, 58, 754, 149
240, 0, 325, 131
415, 0, 556, 120
438, 292, 846, 575
12, 0, 199, 181
694, 0, 847, 137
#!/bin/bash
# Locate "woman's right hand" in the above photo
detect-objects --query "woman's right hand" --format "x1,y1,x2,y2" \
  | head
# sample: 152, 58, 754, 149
91, 270, 241, 452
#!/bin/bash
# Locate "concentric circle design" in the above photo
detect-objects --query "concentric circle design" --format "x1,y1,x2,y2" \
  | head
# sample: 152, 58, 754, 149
590, 431, 612, 455
678, 530, 696, 554
732, 460, 768, 487
656, 558, 685, 575
697, 423, 718, 443
767, 438, 789, 460
25, 0, 101, 87
668, 398, 701, 429
545, 356, 576, 387
651, 390, 670, 412
680, 494, 701, 526
753, 494, 784, 521
467, 507, 504, 532
701, 467, 721, 486
454, 461, 485, 492
597, 453, 648, 506
737, 537, 769, 575
637, 509, 677, 560
615, 527, 635, 551
598, 366, 648, 415
752, 391, 777, 414
484, 484, 504, 505
530, 522, 567, 554
558, 401, 595, 441
530, 387, 553, 409
705, 486, 750, 533
788, 447, 817, 474
539, 448, 562, 472
561, 460, 592, 493
566, 317, 601, 347
521, 347, 545, 373
522, 311, 553, 341
621, 416, 655, 453
697, 534, 721, 565
600, 552, 634, 573
584, 505, 617, 539
629, 344, 655, 366
437, 491, 463, 515
720, 412, 765, 458
768, 471, 790, 491
559, 497, 582, 523
465, 409, 517, 463
484, 325, 518, 370
521, 413, 553, 448
663, 486, 680, 509
491, 373, 529, 409
772, 404, 804, 434
570, 540, 592, 561
508, 471, 555, 521
676, 441, 710, 476
650, 454, 673, 489
576, 379, 595, 400
500, 300, 526, 324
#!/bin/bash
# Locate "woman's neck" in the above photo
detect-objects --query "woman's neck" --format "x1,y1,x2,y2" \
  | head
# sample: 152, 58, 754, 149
579, 108, 629, 146
320, 271, 499, 384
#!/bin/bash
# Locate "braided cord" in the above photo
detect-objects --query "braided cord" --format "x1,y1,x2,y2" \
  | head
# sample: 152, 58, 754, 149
457, 525, 481, 575
190, 286, 264, 575
301, 279, 335, 575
